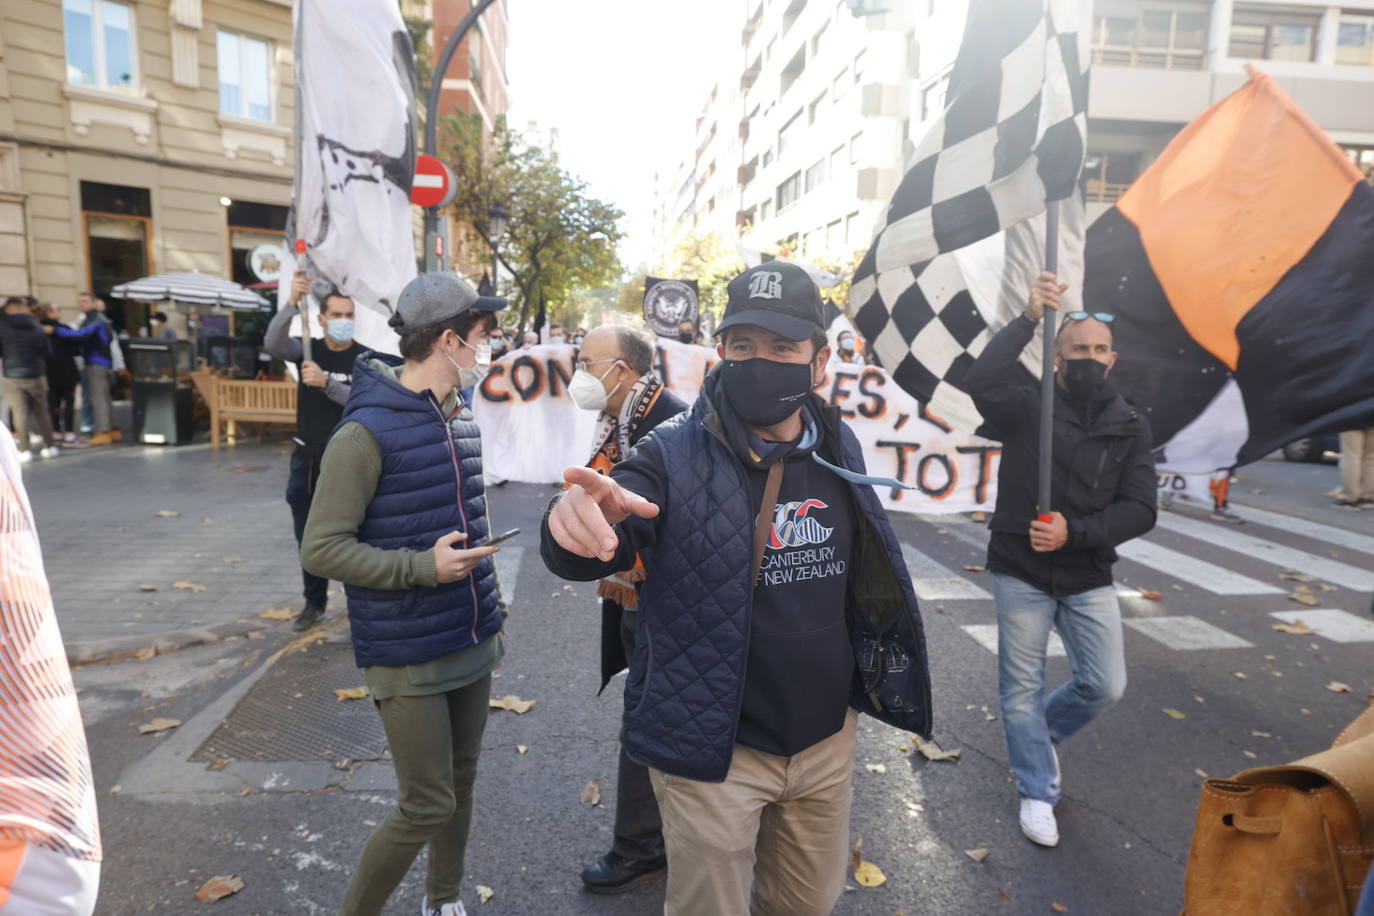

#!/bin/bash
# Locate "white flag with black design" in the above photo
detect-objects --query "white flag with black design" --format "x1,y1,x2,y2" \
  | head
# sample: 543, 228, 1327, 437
849, 0, 1091, 435
286, 0, 418, 353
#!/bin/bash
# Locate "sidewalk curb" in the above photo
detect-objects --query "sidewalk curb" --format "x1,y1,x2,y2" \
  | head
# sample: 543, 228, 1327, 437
66, 616, 278, 668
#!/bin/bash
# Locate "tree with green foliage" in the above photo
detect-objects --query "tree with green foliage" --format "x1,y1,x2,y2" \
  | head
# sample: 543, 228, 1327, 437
655, 231, 742, 328
441, 113, 624, 330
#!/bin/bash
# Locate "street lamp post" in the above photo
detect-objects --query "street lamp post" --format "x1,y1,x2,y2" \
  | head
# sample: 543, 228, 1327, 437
422, 0, 501, 273
487, 203, 509, 295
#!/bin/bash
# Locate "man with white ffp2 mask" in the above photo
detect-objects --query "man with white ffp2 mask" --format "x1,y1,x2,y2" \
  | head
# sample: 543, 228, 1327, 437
567, 325, 686, 893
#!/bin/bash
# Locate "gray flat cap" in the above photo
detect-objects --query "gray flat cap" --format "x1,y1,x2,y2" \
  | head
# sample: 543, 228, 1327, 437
389, 272, 506, 335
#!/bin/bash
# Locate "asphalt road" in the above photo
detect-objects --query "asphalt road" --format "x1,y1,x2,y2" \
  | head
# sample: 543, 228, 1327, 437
72, 453, 1374, 915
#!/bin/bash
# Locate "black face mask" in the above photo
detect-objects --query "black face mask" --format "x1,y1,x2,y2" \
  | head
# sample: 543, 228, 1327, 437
1062, 358, 1108, 403
720, 357, 813, 428
678, 331, 695, 344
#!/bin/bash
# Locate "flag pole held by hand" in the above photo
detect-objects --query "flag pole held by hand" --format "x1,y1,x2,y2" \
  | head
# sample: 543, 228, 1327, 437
295, 238, 312, 364
1037, 201, 1059, 524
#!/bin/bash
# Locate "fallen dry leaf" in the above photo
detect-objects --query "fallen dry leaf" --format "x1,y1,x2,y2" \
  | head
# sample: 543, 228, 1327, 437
222, 556, 247, 564
1327, 681, 1354, 694
1272, 620, 1314, 635
138, 584, 160, 592
853, 860, 887, 887
1138, 589, 1163, 601
228, 464, 268, 473
195, 875, 244, 903
1251, 731, 1273, 738
1281, 571, 1314, 583
970, 511, 986, 522
580, 778, 602, 806
489, 695, 536, 714
1233, 672, 1248, 680
997, 888, 1011, 900
1162, 708, 1186, 720
1295, 584, 1314, 594
156, 510, 180, 518
133, 646, 156, 662
258, 607, 294, 621
1052, 904, 1069, 913
476, 884, 494, 904
137, 717, 181, 735
864, 763, 887, 774
1288, 592, 1320, 607
965, 848, 991, 863
171, 581, 208, 593
1194, 768, 1209, 779
333, 686, 370, 702
1242, 750, 1258, 759
516, 744, 528, 755
1317, 584, 1338, 592
962, 564, 986, 572
912, 735, 960, 762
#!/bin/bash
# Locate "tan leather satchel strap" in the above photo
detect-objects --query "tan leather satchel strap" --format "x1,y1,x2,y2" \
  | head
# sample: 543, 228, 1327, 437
1334, 705, 1374, 748
752, 462, 784, 586
1223, 813, 1282, 836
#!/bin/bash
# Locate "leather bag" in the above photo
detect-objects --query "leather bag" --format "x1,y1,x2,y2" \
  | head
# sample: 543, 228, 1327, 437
1182, 706, 1374, 914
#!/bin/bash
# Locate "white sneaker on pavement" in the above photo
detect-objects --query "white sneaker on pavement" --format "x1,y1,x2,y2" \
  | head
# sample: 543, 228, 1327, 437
40, 446, 60, 459
421, 899, 467, 916
1020, 798, 1060, 847
17, 451, 32, 464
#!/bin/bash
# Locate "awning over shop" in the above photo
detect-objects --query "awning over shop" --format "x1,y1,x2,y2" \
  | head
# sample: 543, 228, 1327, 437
109, 272, 271, 311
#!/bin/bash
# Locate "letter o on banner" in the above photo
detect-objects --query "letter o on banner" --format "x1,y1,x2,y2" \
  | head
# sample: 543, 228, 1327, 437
917, 453, 957, 499
509, 356, 543, 402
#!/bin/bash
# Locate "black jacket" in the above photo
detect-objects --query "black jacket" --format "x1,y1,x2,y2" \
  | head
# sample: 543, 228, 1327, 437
597, 385, 688, 690
39, 319, 81, 389
965, 315, 1157, 596
0, 313, 51, 379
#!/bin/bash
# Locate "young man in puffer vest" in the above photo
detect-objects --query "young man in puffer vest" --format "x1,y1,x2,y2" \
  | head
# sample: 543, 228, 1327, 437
542, 262, 934, 916
301, 272, 506, 916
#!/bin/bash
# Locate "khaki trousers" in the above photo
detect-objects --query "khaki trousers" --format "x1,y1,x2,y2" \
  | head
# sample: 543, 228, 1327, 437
648, 709, 857, 916
3, 377, 53, 451
1339, 428, 1374, 502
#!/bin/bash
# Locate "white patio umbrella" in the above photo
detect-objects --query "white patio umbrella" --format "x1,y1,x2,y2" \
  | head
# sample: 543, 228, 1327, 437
109, 272, 271, 311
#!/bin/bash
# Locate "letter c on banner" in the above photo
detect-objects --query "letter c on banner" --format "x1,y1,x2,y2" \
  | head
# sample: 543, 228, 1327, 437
479, 363, 512, 403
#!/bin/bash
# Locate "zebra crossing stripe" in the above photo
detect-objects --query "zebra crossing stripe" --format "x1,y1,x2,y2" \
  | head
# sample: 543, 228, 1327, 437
1115, 539, 1283, 595
494, 545, 526, 604
961, 624, 1067, 657
1270, 609, 1374, 644
1153, 513, 1374, 591
1229, 504, 1374, 557
1123, 616, 1254, 651
901, 543, 991, 601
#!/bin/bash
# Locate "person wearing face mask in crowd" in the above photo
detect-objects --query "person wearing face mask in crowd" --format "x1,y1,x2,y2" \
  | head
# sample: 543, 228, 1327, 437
264, 269, 368, 631
301, 272, 506, 916
567, 325, 685, 893
548, 323, 566, 344
964, 271, 1156, 851
835, 329, 862, 364
676, 320, 698, 345
541, 263, 932, 916
521, 330, 538, 349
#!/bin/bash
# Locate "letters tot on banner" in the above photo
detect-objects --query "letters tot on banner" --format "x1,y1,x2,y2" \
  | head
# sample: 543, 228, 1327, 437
470, 338, 1001, 515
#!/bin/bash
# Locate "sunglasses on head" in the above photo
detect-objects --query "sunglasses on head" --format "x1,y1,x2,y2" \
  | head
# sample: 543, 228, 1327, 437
1063, 311, 1115, 323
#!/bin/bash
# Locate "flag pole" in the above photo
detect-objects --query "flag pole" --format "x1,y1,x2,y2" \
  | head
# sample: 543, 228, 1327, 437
1037, 200, 1060, 521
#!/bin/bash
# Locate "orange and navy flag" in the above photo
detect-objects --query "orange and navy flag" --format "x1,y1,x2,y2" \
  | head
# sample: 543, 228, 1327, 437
1084, 66, 1374, 472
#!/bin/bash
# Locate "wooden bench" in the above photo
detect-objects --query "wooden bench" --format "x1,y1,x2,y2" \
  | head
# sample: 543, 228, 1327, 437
196, 372, 297, 449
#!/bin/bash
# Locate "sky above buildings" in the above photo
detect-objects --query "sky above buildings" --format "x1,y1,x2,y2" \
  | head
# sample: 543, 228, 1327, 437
507, 0, 738, 271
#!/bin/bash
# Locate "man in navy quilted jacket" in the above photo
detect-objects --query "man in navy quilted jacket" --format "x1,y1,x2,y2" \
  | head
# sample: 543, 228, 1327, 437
542, 262, 933, 916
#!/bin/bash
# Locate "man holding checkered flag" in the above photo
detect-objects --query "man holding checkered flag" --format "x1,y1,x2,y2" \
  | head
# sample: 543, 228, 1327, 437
851, 0, 1157, 848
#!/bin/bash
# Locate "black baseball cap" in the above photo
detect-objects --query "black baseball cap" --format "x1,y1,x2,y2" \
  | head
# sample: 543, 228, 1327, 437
716, 262, 826, 341
389, 272, 506, 335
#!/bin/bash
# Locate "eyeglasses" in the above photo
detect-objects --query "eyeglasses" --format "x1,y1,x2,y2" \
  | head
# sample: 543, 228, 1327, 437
576, 357, 621, 374
1063, 312, 1115, 323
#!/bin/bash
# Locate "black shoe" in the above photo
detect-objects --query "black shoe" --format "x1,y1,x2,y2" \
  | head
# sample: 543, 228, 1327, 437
580, 851, 667, 894
292, 604, 325, 632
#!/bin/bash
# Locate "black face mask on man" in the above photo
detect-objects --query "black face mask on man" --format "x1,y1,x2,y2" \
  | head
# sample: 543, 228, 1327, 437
678, 331, 695, 344
720, 357, 813, 428
1061, 358, 1108, 403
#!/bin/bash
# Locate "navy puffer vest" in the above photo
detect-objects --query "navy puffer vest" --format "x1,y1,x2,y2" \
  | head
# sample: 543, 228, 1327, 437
339, 355, 501, 669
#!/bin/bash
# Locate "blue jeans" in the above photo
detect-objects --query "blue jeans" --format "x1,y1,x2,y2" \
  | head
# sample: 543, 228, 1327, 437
992, 573, 1126, 804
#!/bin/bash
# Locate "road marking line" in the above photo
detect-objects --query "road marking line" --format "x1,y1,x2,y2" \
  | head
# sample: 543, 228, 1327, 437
1153, 513, 1374, 591
901, 543, 991, 601
961, 624, 1066, 657
1123, 616, 1253, 650
1229, 504, 1374, 556
494, 545, 525, 603
1270, 609, 1374, 644
1115, 539, 1283, 595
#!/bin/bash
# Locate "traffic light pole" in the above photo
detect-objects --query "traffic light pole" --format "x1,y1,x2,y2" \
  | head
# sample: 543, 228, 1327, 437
422, 0, 500, 273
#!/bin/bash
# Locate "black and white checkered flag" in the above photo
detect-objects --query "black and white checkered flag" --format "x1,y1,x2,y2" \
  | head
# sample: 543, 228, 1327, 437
850, 0, 1091, 435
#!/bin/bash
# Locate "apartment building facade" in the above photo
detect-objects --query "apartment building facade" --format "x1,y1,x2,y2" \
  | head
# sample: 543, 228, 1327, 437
657, 0, 1374, 270
0, 0, 297, 334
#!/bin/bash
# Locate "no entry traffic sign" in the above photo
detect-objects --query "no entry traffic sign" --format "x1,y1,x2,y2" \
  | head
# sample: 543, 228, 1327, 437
412, 154, 456, 208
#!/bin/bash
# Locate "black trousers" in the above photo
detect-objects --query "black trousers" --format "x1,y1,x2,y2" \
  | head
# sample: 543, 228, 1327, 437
47, 384, 76, 435
612, 606, 664, 860
284, 445, 330, 609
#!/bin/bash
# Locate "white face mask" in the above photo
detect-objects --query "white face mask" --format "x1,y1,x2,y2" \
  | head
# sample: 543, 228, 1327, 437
568, 363, 620, 412
444, 334, 491, 390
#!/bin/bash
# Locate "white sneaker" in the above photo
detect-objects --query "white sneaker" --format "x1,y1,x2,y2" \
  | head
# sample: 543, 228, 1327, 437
40, 446, 60, 459
1020, 798, 1060, 847
421, 899, 467, 916
17, 451, 32, 464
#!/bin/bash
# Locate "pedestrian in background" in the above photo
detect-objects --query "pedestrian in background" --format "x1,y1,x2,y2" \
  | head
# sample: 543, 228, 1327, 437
47, 293, 118, 445
675, 320, 699, 345
965, 272, 1157, 849
0, 296, 58, 462
34, 303, 82, 446
149, 311, 178, 341
302, 272, 507, 916
567, 324, 686, 894
542, 263, 932, 916
1333, 427, 1374, 506
263, 269, 367, 632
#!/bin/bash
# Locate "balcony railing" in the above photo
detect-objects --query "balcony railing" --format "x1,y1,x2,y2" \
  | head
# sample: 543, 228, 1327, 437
1092, 44, 1204, 70
1085, 179, 1130, 204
